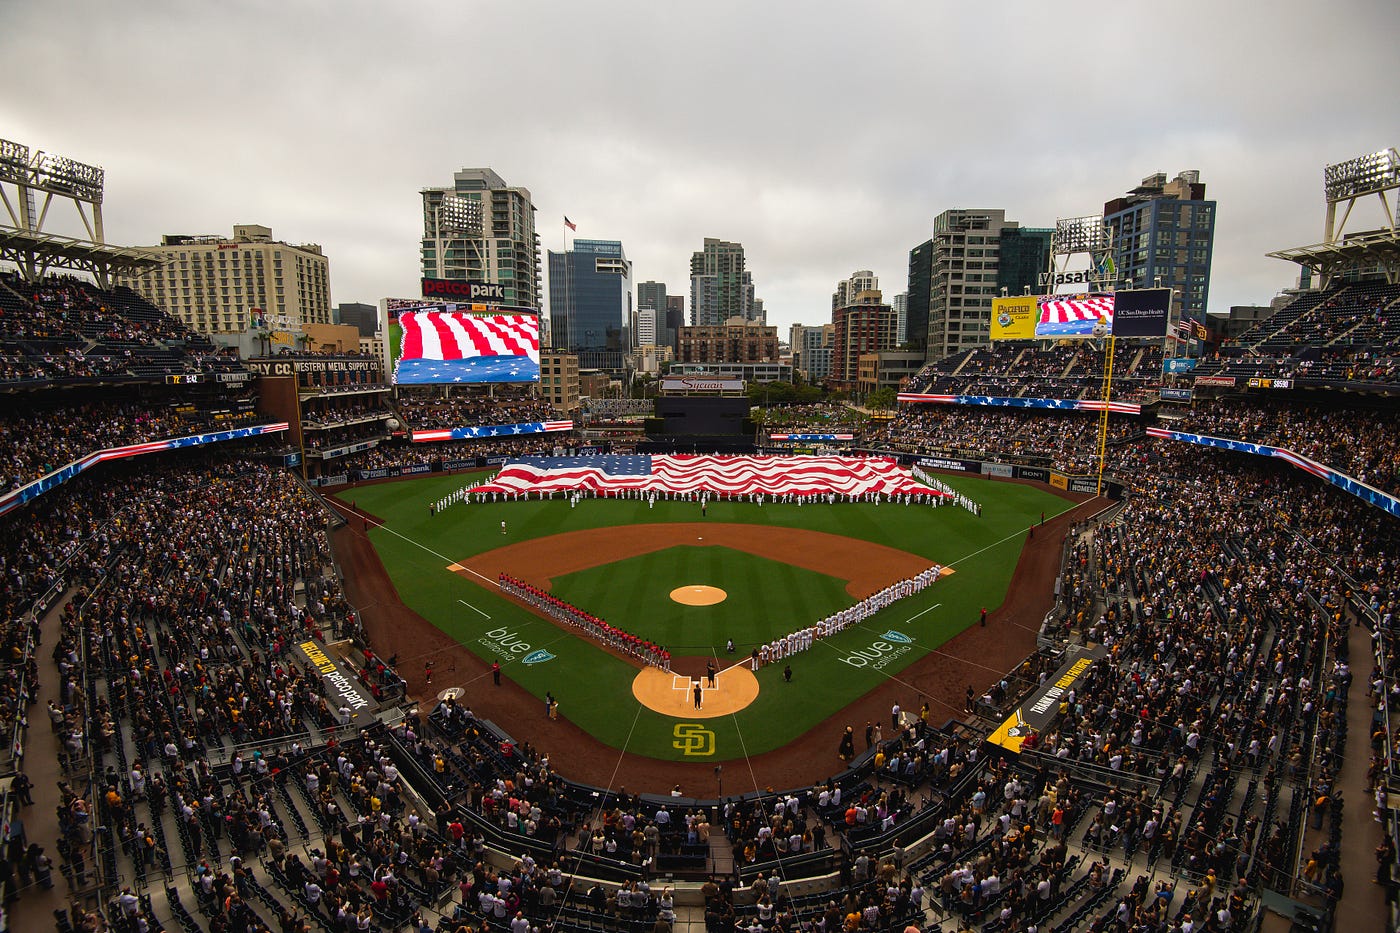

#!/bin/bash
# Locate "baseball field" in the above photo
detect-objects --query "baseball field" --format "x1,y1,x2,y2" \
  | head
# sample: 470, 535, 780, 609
333, 468, 1075, 777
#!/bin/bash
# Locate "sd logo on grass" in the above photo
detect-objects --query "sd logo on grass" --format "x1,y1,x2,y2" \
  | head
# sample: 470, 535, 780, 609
521, 650, 555, 665
673, 723, 715, 757
882, 630, 912, 644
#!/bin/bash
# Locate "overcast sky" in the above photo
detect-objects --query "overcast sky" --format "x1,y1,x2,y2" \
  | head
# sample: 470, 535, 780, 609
5, 0, 1398, 336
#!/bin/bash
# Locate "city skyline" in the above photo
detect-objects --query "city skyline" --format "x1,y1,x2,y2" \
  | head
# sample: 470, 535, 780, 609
4, 0, 1396, 339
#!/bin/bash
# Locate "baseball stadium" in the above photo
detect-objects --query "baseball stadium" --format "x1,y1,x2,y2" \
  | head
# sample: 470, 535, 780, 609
1, 127, 1398, 933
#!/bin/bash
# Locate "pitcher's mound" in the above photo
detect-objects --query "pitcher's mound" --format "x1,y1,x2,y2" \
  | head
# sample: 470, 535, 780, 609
670, 585, 727, 606
633, 664, 760, 718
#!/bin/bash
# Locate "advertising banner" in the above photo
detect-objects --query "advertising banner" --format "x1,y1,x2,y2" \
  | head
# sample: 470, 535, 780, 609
442, 459, 478, 472
988, 644, 1107, 753
1015, 466, 1050, 482
981, 463, 1015, 478
917, 456, 977, 473
1049, 472, 1069, 490
660, 376, 746, 393
1110, 288, 1171, 338
1194, 375, 1236, 387
292, 640, 379, 728
990, 295, 1039, 341
421, 278, 507, 302
1160, 387, 1194, 401
1163, 358, 1198, 374
1068, 478, 1099, 494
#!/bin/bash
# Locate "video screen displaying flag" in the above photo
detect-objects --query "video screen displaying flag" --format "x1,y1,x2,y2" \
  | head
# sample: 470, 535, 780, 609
393, 307, 540, 384
470, 454, 948, 499
1035, 294, 1114, 338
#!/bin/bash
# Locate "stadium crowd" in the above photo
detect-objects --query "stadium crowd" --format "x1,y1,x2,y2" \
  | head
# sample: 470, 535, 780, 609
395, 391, 556, 431
0, 396, 267, 490
865, 408, 1138, 473
1168, 400, 1400, 495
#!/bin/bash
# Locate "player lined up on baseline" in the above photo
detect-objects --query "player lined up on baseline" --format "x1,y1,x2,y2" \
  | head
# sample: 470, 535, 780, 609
754, 564, 943, 666
497, 573, 671, 671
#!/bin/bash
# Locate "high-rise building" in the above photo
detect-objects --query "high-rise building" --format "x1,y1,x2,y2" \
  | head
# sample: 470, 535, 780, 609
420, 168, 541, 309
690, 238, 753, 326
909, 209, 1039, 360
635, 308, 657, 347
664, 296, 686, 352
750, 297, 766, 326
906, 241, 933, 356
676, 319, 778, 364
832, 291, 896, 387
790, 323, 835, 383
547, 239, 632, 371
892, 292, 908, 346
115, 224, 331, 335
538, 349, 580, 413
832, 270, 879, 311
1104, 170, 1215, 321
335, 302, 379, 337
996, 228, 1052, 298
637, 281, 673, 348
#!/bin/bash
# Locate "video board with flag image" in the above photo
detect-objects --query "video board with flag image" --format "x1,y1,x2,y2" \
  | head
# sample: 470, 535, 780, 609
391, 303, 540, 384
1035, 293, 1114, 338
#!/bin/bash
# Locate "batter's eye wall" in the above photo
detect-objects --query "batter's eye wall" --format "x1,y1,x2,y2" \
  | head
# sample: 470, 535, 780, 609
649, 396, 753, 437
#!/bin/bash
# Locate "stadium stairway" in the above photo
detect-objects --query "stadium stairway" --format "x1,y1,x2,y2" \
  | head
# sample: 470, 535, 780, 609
7, 587, 100, 930
1330, 617, 1388, 930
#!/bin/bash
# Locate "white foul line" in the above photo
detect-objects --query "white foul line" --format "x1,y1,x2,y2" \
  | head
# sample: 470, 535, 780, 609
905, 602, 942, 624
457, 599, 491, 619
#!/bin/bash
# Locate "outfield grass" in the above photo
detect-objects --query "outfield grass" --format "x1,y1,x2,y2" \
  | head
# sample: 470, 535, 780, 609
340, 470, 1069, 762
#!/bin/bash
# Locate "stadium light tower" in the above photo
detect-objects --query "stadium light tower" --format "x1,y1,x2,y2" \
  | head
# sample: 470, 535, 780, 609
1043, 215, 1116, 293
0, 137, 106, 243
427, 193, 486, 294
1323, 147, 1400, 243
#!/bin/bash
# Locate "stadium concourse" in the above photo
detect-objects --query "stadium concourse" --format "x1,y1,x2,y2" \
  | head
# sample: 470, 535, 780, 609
0, 270, 1393, 933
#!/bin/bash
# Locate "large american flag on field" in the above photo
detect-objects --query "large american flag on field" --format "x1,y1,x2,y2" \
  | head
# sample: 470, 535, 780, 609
1036, 294, 1115, 337
470, 454, 948, 498
395, 309, 540, 385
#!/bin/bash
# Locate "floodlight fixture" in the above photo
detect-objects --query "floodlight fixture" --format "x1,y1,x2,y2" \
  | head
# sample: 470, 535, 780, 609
0, 139, 30, 184
1324, 148, 1400, 201
438, 195, 482, 236
36, 151, 105, 203
1052, 215, 1109, 255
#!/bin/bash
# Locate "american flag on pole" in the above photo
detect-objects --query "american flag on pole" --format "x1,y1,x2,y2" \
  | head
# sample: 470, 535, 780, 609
1035, 294, 1115, 337
395, 309, 540, 385
471, 454, 949, 499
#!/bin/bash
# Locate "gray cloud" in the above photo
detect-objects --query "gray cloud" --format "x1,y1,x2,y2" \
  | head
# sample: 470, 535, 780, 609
4, 0, 1397, 336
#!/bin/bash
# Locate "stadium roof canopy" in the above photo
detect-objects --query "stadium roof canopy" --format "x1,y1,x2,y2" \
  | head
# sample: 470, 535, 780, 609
1267, 228, 1400, 286
1269, 148, 1400, 286
0, 227, 162, 288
